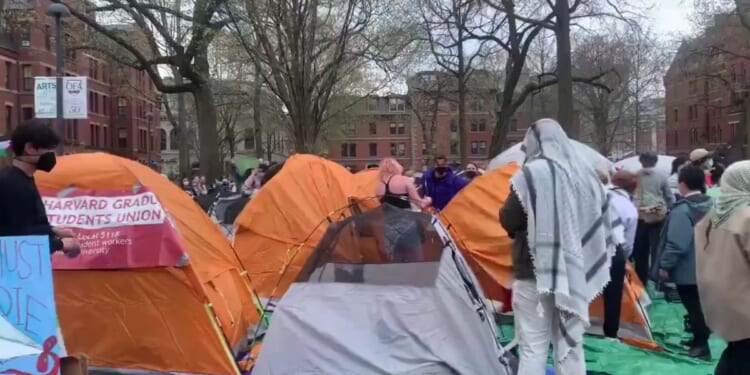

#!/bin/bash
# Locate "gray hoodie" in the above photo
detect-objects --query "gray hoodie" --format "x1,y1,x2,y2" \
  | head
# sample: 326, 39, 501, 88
636, 168, 675, 209
653, 193, 713, 285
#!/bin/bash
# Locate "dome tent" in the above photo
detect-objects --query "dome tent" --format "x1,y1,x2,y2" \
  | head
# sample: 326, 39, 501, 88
35, 153, 259, 374
440, 163, 657, 350
253, 204, 514, 374
614, 154, 675, 176
488, 140, 612, 172
233, 154, 355, 299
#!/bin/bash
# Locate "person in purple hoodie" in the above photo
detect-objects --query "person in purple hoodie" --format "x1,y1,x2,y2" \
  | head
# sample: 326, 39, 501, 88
421, 155, 469, 211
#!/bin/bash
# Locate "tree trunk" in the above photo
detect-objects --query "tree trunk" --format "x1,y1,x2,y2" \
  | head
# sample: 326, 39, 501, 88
554, 0, 576, 139
176, 90, 191, 177
489, 109, 515, 156
457, 36, 468, 165
253, 73, 263, 159
192, 85, 222, 181
266, 131, 273, 161
227, 125, 236, 159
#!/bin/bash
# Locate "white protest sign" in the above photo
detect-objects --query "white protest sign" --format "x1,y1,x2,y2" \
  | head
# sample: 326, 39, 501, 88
42, 191, 167, 230
33, 76, 88, 119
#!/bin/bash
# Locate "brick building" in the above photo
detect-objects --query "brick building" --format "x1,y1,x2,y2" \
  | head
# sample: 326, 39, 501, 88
327, 70, 500, 170
0, 0, 160, 164
664, 14, 748, 156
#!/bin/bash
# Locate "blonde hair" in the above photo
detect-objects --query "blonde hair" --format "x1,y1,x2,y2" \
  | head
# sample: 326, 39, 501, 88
378, 158, 403, 180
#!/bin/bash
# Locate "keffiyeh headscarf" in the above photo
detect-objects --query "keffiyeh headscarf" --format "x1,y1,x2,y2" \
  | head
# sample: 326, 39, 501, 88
711, 160, 750, 227
511, 119, 624, 358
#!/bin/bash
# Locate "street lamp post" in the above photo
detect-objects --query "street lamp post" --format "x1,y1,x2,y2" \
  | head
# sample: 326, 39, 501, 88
46, 3, 71, 155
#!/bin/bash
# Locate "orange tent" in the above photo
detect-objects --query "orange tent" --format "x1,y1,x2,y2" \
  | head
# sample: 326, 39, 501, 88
35, 153, 259, 374
352, 168, 380, 210
233, 154, 354, 298
440, 163, 657, 350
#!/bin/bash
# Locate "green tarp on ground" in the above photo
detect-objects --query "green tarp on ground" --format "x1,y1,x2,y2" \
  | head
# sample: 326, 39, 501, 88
499, 293, 724, 374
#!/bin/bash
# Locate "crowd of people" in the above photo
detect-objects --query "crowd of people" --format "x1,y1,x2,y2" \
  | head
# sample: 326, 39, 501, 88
373, 119, 749, 374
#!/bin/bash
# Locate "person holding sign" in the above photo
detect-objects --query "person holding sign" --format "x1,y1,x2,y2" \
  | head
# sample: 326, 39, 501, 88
0, 120, 80, 257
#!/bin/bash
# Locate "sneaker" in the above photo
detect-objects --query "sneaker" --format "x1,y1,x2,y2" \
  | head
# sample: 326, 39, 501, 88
686, 345, 711, 361
603, 337, 620, 343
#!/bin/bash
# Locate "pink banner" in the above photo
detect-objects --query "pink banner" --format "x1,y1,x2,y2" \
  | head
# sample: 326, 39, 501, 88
40, 188, 187, 270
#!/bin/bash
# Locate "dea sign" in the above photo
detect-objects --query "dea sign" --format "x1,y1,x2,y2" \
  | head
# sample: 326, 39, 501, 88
33, 77, 88, 119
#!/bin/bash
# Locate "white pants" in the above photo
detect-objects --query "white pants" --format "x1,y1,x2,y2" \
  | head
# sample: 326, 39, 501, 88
512, 280, 586, 375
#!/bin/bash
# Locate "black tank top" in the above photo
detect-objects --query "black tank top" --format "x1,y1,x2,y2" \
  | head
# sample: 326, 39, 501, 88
380, 176, 411, 209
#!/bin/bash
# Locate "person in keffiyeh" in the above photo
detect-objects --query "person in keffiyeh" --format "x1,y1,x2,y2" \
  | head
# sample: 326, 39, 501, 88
500, 119, 624, 374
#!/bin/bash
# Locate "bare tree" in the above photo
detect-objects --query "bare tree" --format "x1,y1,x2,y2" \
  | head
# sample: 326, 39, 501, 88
464, 0, 611, 155
418, 0, 486, 164
59, 0, 230, 180
572, 32, 631, 155
406, 71, 456, 164
231, 0, 415, 153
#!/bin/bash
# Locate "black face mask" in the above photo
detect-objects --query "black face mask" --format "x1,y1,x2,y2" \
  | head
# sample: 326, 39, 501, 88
35, 152, 57, 172
464, 171, 478, 179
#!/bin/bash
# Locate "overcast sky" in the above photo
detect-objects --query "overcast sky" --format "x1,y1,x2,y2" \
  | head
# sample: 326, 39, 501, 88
651, 0, 693, 36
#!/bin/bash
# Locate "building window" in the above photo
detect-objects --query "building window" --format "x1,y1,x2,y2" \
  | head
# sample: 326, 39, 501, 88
369, 143, 377, 157
368, 98, 377, 112
470, 99, 484, 112
118, 97, 128, 116
470, 119, 488, 132
5, 62, 11, 89
510, 118, 518, 132
673, 108, 678, 122
4, 105, 12, 132
369, 122, 376, 135
159, 129, 167, 150
450, 141, 458, 155
118, 128, 128, 148
388, 98, 405, 112
343, 122, 355, 135
44, 25, 51, 50
64, 33, 76, 59
471, 141, 487, 155
689, 128, 699, 145
389, 123, 405, 135
450, 121, 458, 133
90, 123, 99, 148
20, 27, 30, 46
64, 120, 78, 141
390, 143, 405, 157
22, 65, 32, 91
341, 143, 357, 157
730, 122, 739, 138
22, 107, 32, 120
102, 126, 109, 148
170, 128, 178, 150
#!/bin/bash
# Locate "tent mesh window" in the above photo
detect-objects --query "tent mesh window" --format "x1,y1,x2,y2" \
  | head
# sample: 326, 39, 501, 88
297, 204, 444, 286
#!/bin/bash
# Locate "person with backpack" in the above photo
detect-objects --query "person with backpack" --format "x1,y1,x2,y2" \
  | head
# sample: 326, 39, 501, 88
633, 152, 675, 286
655, 165, 713, 360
